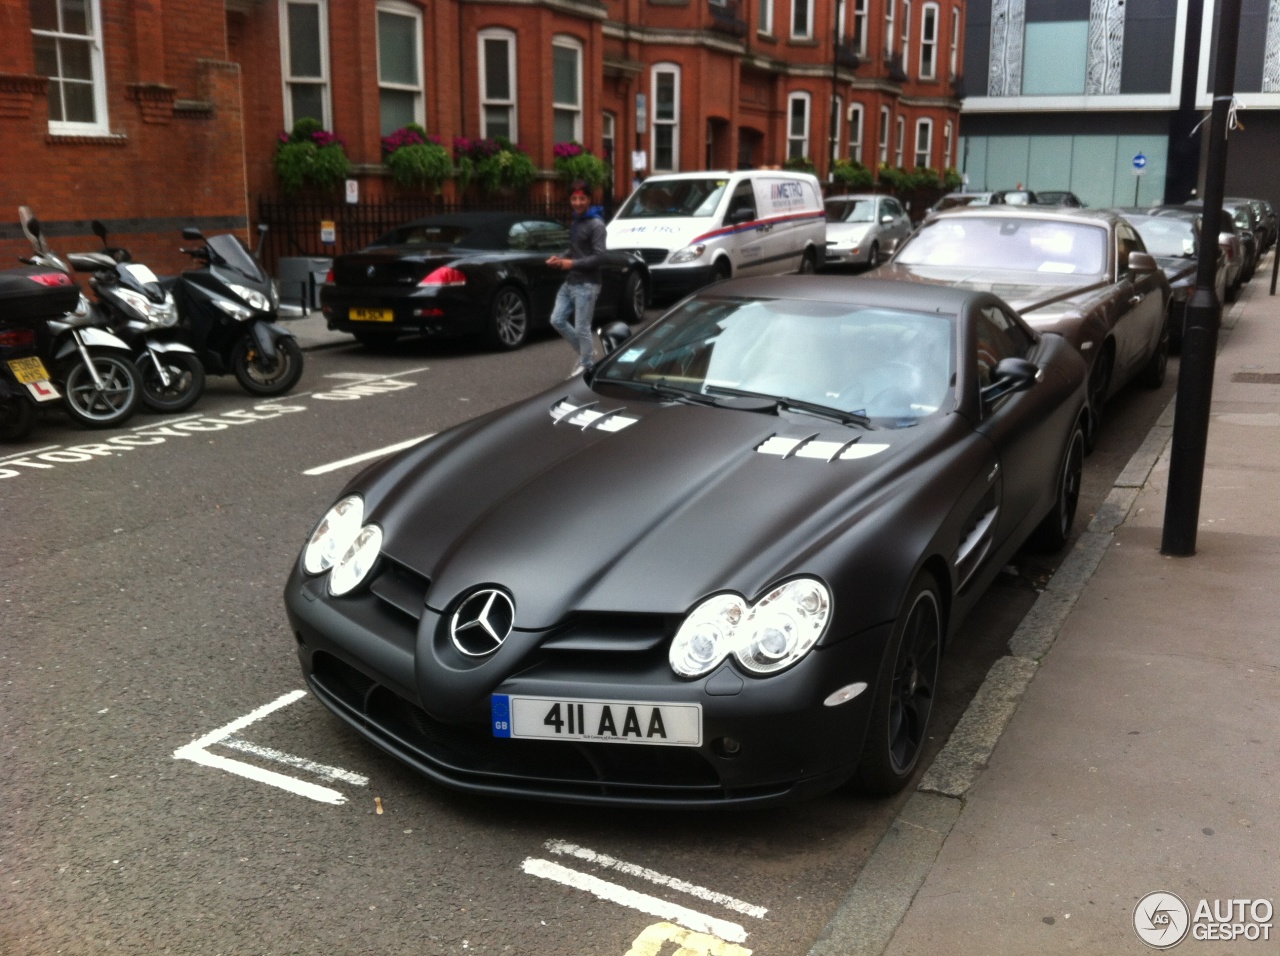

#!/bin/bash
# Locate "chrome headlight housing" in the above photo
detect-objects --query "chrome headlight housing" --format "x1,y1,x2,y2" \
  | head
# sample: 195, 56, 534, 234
669, 578, 832, 678
211, 294, 254, 320
328, 524, 383, 596
115, 288, 179, 327
669, 243, 707, 264
303, 495, 364, 574
226, 281, 271, 313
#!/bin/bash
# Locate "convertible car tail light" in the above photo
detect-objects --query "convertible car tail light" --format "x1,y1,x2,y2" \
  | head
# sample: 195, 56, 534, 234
420, 266, 467, 287
324, 268, 334, 283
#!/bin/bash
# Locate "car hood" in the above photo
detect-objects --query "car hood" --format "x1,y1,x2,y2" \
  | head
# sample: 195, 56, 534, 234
876, 262, 1108, 312
363, 387, 941, 629
825, 222, 873, 243
607, 217, 713, 252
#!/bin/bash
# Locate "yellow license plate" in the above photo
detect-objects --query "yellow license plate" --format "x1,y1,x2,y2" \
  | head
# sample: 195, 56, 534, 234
7, 356, 51, 385
350, 308, 394, 323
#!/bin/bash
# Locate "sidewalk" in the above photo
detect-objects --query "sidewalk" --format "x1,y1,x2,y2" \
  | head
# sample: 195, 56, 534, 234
276, 307, 354, 350
813, 260, 1280, 955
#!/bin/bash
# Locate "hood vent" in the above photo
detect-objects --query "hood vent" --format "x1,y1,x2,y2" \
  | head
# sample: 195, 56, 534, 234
756, 434, 890, 462
550, 398, 639, 433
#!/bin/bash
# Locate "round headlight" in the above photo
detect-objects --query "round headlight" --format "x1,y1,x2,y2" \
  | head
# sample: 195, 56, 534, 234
328, 524, 383, 596
303, 495, 363, 574
669, 593, 747, 677
734, 579, 831, 675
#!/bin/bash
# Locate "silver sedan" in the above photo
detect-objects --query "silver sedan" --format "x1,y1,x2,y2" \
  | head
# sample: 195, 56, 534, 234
823, 194, 914, 267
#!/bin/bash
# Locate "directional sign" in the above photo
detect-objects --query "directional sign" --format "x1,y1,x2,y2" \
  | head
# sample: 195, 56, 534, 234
1133, 152, 1148, 176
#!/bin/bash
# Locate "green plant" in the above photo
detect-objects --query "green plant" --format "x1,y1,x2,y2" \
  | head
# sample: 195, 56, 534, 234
782, 155, 817, 173
274, 119, 351, 195
452, 137, 538, 194
552, 142, 610, 189
908, 166, 942, 190
942, 167, 963, 190
876, 163, 911, 191
382, 124, 453, 192
830, 159, 875, 189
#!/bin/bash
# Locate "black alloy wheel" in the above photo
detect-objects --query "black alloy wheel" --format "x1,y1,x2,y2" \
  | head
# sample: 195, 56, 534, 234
231, 335, 304, 395
1138, 314, 1171, 389
61, 352, 141, 428
1084, 344, 1113, 453
139, 350, 205, 413
486, 286, 529, 350
622, 271, 646, 325
854, 571, 943, 795
1029, 424, 1085, 552
0, 395, 36, 442
798, 249, 817, 274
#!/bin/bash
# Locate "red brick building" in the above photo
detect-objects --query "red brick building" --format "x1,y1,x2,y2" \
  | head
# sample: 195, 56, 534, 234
2, 0, 963, 268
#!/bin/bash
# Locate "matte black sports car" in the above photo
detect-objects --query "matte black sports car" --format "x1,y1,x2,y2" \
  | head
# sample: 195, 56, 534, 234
320, 212, 649, 350
284, 277, 1088, 807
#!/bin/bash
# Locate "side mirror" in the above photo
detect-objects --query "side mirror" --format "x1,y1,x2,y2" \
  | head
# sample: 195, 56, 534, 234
1128, 250, 1158, 274
881, 214, 894, 224
182, 226, 204, 241
598, 321, 633, 354
981, 357, 1042, 406
92, 220, 108, 241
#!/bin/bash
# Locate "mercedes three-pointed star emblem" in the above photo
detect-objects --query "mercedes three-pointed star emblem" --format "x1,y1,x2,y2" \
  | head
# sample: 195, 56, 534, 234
449, 589, 515, 657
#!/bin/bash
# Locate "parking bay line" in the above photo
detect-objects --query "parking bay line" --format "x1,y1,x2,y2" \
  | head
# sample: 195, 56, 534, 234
303, 433, 435, 476
173, 689, 364, 805
521, 858, 751, 944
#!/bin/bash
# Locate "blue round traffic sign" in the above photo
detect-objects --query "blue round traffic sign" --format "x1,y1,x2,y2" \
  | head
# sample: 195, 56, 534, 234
1133, 152, 1148, 170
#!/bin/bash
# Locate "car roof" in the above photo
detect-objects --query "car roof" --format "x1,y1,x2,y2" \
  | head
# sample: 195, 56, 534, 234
397, 212, 553, 230
924, 205, 1119, 227
700, 274, 1001, 314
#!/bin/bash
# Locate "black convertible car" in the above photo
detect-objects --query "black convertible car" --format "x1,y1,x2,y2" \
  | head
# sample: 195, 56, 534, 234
320, 212, 649, 350
285, 277, 1088, 807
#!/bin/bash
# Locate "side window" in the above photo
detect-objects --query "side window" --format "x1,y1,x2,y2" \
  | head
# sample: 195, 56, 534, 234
513, 221, 569, 252
883, 198, 903, 218
976, 306, 1033, 387
727, 181, 757, 222
1116, 223, 1142, 277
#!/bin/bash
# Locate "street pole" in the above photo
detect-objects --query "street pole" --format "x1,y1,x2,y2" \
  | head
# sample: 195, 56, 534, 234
1161, 0, 1242, 556
829, 0, 844, 181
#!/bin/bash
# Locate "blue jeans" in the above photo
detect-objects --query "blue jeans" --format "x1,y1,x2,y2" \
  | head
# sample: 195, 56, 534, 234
550, 281, 600, 366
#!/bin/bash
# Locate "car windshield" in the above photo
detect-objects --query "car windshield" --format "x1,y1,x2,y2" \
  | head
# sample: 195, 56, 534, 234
897, 216, 1108, 275
826, 199, 876, 223
374, 224, 475, 247
616, 179, 728, 219
934, 194, 984, 211
595, 296, 954, 424
1129, 217, 1196, 258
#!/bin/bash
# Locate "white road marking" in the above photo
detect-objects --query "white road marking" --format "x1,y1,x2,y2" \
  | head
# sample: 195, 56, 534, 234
0, 444, 60, 463
172, 689, 358, 805
303, 433, 435, 475
521, 858, 749, 944
544, 841, 767, 919
291, 366, 432, 399
220, 736, 370, 786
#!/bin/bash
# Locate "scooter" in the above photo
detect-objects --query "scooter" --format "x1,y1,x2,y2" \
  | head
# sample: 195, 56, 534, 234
16, 211, 142, 429
167, 225, 303, 396
71, 221, 205, 413
0, 264, 78, 441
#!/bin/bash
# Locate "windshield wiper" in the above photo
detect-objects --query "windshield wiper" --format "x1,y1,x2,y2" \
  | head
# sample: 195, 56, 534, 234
704, 385, 872, 427
597, 377, 721, 407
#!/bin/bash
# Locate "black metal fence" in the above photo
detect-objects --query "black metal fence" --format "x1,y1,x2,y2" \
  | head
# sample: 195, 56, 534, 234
257, 196, 591, 275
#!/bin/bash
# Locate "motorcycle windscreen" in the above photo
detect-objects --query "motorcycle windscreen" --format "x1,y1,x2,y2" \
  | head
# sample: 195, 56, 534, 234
208, 234, 268, 284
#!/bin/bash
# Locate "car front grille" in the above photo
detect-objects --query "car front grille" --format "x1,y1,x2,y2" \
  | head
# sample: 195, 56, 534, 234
617, 247, 670, 266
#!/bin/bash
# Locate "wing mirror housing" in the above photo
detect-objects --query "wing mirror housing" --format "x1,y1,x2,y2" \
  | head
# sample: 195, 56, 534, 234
182, 226, 204, 241
981, 357, 1042, 406
726, 207, 754, 225
1128, 250, 1158, 274
881, 214, 894, 224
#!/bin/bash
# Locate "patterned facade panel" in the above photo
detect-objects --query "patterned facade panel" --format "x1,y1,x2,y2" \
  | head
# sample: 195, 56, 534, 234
1264, 0, 1280, 92
989, 0, 1026, 95
1085, 0, 1124, 94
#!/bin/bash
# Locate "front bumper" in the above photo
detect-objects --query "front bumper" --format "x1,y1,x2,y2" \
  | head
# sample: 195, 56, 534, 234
649, 264, 719, 303
284, 562, 887, 807
320, 285, 479, 338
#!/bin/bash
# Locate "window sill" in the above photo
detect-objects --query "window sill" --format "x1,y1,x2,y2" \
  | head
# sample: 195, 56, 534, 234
787, 37, 819, 46
47, 130, 127, 146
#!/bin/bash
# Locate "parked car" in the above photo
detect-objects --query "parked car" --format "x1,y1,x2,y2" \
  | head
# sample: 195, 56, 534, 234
320, 212, 650, 351
1226, 196, 1276, 253
822, 194, 914, 267
878, 206, 1171, 446
606, 170, 827, 303
284, 276, 1088, 806
1156, 202, 1258, 283
1113, 208, 1227, 352
929, 191, 1007, 214
1037, 191, 1087, 208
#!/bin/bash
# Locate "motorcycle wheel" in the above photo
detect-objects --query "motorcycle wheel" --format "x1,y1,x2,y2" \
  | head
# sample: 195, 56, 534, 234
231, 335, 304, 396
139, 351, 206, 413
0, 396, 36, 442
62, 352, 141, 428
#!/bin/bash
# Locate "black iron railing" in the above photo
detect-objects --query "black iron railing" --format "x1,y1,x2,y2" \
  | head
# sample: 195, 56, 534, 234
708, 0, 748, 37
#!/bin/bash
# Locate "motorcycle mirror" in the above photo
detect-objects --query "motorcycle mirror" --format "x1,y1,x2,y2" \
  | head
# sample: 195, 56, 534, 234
253, 222, 268, 258
26, 216, 42, 240
92, 220, 108, 241
182, 226, 204, 241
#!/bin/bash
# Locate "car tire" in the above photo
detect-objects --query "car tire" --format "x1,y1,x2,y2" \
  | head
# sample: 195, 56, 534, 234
1084, 343, 1113, 454
1028, 423, 1085, 552
853, 570, 943, 796
0, 395, 36, 442
138, 350, 205, 414
621, 270, 646, 325
1138, 314, 1170, 389
798, 249, 817, 274
486, 286, 529, 350
867, 241, 880, 267
713, 258, 732, 283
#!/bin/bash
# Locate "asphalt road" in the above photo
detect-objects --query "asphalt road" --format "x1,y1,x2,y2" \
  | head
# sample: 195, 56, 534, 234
0, 320, 1176, 956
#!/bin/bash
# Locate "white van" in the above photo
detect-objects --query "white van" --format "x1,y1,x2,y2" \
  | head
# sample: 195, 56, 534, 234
606, 170, 827, 301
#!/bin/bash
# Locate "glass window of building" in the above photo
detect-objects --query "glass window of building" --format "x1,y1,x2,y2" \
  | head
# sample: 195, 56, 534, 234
914, 117, 932, 167
30, 0, 109, 131
552, 37, 583, 144
788, 91, 811, 160
920, 3, 938, 80
479, 30, 517, 140
848, 102, 864, 163
376, 1, 424, 135
652, 64, 680, 172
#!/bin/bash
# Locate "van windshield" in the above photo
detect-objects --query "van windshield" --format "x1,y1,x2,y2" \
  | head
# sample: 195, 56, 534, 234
616, 179, 728, 219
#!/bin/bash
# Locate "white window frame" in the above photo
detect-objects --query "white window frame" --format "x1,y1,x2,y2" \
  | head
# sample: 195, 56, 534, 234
884, 0, 896, 57
758, 0, 773, 36
651, 63, 681, 173
551, 34, 584, 144
878, 105, 891, 164
829, 95, 842, 167
853, 0, 868, 56
943, 119, 953, 168
914, 117, 933, 167
900, 0, 911, 73
848, 102, 864, 163
478, 28, 518, 142
787, 91, 811, 160
32, 0, 110, 134
920, 3, 939, 80
895, 115, 905, 166
950, 7, 960, 79
791, 0, 814, 40
376, 0, 425, 133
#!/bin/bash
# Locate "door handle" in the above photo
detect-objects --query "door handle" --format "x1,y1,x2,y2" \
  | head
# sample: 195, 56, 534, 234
1129, 294, 1145, 306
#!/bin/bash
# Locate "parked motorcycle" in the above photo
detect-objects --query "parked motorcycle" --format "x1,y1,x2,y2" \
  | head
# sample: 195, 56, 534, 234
16, 212, 142, 429
0, 265, 78, 441
71, 221, 205, 413
168, 225, 303, 396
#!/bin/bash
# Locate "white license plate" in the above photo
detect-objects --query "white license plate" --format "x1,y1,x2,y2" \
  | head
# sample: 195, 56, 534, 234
492, 694, 702, 747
